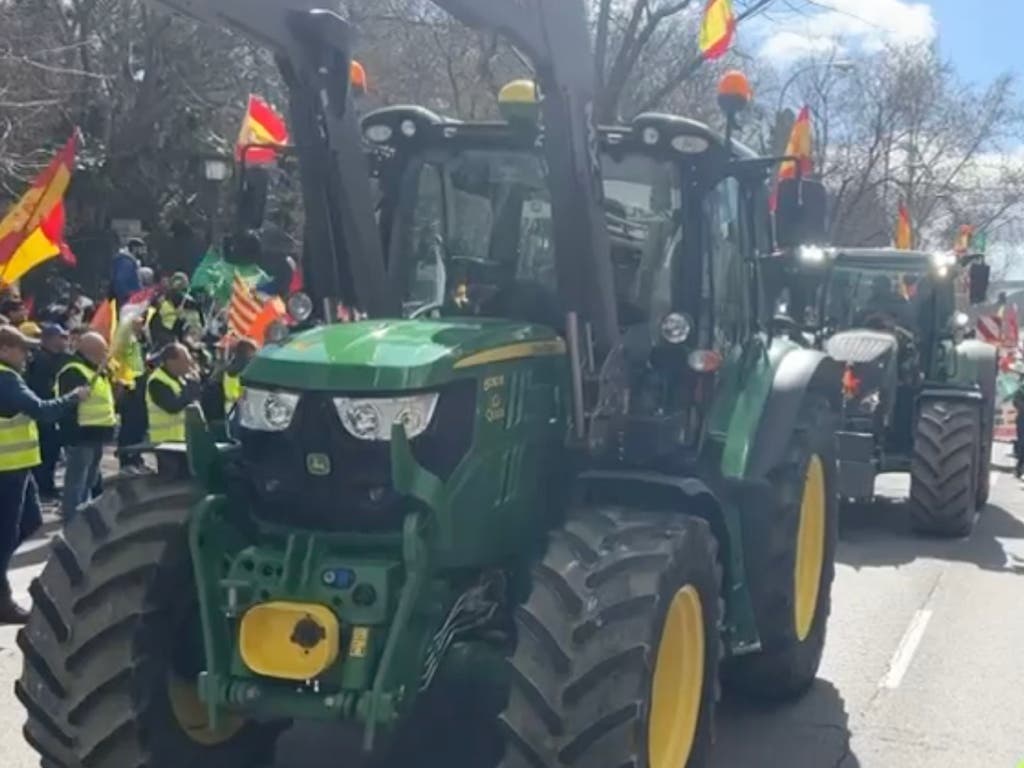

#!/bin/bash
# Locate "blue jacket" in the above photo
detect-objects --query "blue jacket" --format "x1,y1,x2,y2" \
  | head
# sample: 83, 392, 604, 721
0, 365, 79, 423
110, 250, 141, 305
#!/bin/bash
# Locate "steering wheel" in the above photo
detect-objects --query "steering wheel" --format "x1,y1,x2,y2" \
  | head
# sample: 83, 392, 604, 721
408, 302, 444, 319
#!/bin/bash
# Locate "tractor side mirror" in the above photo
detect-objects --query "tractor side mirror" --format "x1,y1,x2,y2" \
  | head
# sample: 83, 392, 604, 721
237, 165, 270, 232
775, 178, 827, 249
968, 261, 990, 304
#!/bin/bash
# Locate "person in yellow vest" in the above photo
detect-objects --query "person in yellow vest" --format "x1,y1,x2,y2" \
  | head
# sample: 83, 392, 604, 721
0, 326, 87, 623
56, 331, 118, 522
115, 313, 151, 471
148, 272, 190, 349
147, 342, 201, 444
222, 337, 257, 414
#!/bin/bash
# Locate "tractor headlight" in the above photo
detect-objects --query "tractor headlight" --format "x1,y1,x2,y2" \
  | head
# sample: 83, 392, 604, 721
287, 292, 314, 323
659, 312, 693, 344
333, 394, 440, 441
239, 388, 300, 432
859, 390, 881, 413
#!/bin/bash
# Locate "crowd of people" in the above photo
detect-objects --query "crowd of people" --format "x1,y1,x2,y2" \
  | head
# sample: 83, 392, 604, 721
0, 236, 256, 624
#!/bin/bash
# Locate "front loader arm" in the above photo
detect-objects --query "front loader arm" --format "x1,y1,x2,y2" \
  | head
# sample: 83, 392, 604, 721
150, 0, 396, 318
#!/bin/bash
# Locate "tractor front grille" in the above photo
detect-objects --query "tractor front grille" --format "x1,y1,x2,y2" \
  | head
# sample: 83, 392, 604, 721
229, 380, 476, 531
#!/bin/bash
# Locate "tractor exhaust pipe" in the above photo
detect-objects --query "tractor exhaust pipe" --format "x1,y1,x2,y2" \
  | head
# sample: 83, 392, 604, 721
566, 311, 586, 441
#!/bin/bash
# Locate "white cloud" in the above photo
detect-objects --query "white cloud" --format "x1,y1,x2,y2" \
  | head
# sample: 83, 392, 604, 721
756, 0, 937, 64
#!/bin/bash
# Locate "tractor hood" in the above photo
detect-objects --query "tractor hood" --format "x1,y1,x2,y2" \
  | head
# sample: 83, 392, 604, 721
242, 318, 566, 392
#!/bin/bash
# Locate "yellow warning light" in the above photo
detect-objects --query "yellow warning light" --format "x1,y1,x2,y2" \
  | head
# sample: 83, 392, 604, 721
498, 79, 540, 124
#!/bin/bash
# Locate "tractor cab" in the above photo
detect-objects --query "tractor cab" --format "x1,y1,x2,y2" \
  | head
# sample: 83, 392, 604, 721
362, 78, 801, 462
795, 246, 997, 534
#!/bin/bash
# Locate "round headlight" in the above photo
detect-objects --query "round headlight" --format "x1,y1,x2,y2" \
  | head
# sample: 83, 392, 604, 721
265, 319, 290, 345
287, 292, 314, 322
365, 124, 393, 143
400, 119, 417, 137
264, 393, 295, 429
660, 312, 693, 344
954, 311, 970, 328
642, 126, 660, 145
395, 406, 424, 436
344, 403, 381, 439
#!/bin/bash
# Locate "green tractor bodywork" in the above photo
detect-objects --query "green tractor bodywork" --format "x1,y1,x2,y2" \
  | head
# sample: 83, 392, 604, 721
791, 246, 996, 534
17, 0, 843, 766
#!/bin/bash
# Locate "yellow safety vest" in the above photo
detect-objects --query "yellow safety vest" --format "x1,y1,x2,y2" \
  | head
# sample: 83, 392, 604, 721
223, 373, 242, 409
146, 367, 185, 442
0, 362, 40, 471
55, 361, 117, 428
157, 298, 179, 329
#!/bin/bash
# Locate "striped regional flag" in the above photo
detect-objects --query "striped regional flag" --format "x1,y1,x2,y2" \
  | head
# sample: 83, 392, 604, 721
977, 314, 1001, 344
228, 273, 262, 337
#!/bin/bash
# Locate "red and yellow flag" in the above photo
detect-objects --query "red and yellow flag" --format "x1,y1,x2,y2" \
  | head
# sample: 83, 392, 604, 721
778, 105, 813, 181
0, 133, 77, 283
895, 202, 912, 250
699, 0, 736, 60
954, 224, 973, 254
235, 95, 289, 165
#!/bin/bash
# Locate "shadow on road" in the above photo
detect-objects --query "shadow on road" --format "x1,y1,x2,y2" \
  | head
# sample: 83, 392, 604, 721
713, 679, 858, 768
837, 495, 1024, 573
8, 519, 62, 571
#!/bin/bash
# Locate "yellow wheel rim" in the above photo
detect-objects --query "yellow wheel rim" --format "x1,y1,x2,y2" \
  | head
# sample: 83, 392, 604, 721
648, 585, 705, 768
166, 673, 245, 746
794, 454, 826, 642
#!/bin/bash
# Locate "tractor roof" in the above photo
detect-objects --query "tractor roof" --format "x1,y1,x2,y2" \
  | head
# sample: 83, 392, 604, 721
362, 106, 758, 160
829, 247, 943, 273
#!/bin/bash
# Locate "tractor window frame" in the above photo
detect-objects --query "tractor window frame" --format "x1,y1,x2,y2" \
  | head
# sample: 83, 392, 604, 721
703, 174, 750, 352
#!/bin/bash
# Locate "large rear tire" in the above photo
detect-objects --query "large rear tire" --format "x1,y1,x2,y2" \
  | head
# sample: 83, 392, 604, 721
910, 400, 980, 537
723, 395, 839, 701
16, 476, 282, 768
500, 508, 722, 768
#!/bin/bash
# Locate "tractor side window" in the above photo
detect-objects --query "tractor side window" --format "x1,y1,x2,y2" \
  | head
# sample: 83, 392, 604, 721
403, 163, 447, 313
705, 176, 747, 349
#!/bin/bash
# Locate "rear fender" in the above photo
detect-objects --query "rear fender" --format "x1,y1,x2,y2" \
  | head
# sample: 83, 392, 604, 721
740, 347, 842, 480
574, 470, 762, 653
947, 339, 997, 431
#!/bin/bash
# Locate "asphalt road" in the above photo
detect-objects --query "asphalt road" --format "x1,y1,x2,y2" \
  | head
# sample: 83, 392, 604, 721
3, 447, 1023, 767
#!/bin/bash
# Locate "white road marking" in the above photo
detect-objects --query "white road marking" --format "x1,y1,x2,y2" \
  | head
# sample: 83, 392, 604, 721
879, 609, 933, 689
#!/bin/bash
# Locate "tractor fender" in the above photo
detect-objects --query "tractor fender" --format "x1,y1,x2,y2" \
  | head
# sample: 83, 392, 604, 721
574, 470, 728, 561
950, 338, 997, 413
745, 348, 842, 480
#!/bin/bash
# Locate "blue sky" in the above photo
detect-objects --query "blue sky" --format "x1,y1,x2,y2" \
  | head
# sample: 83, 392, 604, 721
751, 1, 1020, 87
930, 0, 1020, 84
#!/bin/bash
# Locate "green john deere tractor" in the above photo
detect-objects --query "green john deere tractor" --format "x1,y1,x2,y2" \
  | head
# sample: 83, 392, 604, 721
17, 1, 843, 766
784, 246, 995, 536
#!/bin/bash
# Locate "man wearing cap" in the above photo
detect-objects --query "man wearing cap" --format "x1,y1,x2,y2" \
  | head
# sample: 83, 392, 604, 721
25, 324, 71, 498
221, 338, 256, 414
56, 331, 117, 521
0, 326, 87, 622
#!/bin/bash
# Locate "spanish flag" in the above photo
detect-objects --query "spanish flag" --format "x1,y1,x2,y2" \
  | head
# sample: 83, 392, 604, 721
235, 95, 289, 165
0, 133, 77, 284
954, 224, 973, 254
895, 202, 912, 250
778, 105, 813, 180
699, 0, 736, 60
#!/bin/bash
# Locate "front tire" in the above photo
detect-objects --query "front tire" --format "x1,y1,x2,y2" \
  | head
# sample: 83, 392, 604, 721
724, 395, 839, 701
16, 476, 281, 768
500, 508, 722, 768
910, 400, 980, 537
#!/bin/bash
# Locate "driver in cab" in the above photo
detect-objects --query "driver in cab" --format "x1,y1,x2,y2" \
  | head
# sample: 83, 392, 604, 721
856, 275, 913, 330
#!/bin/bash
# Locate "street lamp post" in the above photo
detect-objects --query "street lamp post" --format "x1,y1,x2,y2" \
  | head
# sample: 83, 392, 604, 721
198, 153, 232, 251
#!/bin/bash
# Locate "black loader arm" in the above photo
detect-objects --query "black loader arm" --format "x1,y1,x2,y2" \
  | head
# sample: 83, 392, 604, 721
433, 0, 619, 347
149, 0, 396, 318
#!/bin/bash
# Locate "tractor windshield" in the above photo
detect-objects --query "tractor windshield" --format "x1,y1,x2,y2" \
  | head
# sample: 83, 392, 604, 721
823, 265, 954, 335
393, 147, 680, 326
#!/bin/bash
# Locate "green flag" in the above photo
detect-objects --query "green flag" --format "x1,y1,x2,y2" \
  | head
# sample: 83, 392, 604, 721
191, 248, 267, 304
